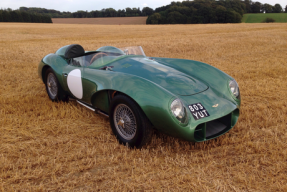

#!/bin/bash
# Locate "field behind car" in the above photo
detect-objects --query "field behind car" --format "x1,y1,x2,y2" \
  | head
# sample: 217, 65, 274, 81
242, 13, 287, 23
0, 23, 286, 191
52, 17, 148, 25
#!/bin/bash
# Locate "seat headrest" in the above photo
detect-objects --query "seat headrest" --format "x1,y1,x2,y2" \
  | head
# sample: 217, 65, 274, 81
64, 44, 85, 59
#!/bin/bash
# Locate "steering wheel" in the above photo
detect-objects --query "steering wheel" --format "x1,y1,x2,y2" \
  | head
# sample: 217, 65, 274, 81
90, 52, 108, 65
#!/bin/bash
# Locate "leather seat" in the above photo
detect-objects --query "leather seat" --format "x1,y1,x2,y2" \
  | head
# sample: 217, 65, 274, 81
64, 44, 85, 59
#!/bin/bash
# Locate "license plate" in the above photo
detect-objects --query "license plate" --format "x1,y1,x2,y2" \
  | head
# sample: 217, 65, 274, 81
188, 103, 210, 120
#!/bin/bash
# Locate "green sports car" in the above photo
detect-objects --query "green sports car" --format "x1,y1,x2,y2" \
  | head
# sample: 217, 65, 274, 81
38, 44, 240, 148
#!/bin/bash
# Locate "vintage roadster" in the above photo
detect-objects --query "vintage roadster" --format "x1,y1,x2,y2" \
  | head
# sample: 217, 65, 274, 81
38, 44, 240, 148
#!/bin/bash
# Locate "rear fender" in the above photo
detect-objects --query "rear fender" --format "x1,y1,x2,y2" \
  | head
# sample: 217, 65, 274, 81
38, 54, 68, 89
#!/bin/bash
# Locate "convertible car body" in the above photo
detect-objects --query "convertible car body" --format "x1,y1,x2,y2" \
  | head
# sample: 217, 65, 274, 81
38, 44, 240, 148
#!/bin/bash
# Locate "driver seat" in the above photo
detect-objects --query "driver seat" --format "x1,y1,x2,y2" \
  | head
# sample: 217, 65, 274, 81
64, 44, 85, 59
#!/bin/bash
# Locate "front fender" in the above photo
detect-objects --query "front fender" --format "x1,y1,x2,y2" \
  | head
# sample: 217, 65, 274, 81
84, 68, 189, 135
153, 57, 241, 106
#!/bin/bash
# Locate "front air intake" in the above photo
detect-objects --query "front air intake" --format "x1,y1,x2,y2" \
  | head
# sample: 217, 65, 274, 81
194, 110, 238, 142
205, 113, 231, 139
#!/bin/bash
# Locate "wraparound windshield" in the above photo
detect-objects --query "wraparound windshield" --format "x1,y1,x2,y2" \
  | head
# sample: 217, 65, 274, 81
118, 46, 145, 56
70, 46, 145, 68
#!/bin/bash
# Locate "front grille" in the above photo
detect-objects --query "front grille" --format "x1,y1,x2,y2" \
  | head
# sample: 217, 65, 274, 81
194, 110, 238, 142
206, 113, 231, 139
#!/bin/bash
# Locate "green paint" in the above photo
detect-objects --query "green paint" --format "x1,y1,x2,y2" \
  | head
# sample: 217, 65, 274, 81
38, 45, 241, 142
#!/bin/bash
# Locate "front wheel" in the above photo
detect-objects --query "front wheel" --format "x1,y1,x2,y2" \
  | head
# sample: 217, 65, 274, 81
109, 94, 153, 148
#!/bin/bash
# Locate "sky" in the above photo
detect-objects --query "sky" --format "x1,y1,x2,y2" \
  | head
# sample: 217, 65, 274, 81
1, 0, 286, 12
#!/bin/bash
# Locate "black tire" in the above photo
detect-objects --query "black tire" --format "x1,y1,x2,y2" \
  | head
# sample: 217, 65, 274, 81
109, 94, 153, 148
45, 68, 68, 102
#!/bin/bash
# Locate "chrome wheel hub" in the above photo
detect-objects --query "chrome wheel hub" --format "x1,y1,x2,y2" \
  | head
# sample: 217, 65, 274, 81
47, 73, 58, 98
113, 104, 137, 140
117, 118, 125, 128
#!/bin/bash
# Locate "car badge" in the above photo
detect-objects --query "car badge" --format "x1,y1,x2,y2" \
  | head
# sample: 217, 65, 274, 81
212, 104, 219, 107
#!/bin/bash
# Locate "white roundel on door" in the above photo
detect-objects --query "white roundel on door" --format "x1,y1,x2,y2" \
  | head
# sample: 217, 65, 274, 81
67, 69, 83, 99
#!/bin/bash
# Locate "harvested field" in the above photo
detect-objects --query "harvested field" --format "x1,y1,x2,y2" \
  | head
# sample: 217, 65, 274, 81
0, 23, 287, 191
52, 17, 148, 25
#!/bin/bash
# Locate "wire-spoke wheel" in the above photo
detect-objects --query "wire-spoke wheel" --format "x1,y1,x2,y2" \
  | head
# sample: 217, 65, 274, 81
47, 73, 58, 98
114, 104, 137, 140
45, 68, 68, 102
110, 94, 153, 148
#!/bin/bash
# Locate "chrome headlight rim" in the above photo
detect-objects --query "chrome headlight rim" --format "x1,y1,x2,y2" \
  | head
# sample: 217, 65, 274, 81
229, 79, 240, 100
170, 98, 188, 125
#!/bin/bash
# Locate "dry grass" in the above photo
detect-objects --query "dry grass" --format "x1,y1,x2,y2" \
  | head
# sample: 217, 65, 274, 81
0, 23, 287, 191
52, 17, 148, 25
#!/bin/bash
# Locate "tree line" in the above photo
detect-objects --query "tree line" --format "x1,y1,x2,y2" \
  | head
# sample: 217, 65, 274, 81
0, 8, 52, 23
244, 0, 286, 13
147, 0, 286, 24
2, 0, 286, 24
19, 7, 154, 18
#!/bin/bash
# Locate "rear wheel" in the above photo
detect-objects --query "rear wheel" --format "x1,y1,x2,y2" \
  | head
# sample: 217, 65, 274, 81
109, 94, 153, 148
45, 68, 68, 102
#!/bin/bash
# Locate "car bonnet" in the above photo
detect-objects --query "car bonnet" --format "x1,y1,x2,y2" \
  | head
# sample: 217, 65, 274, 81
110, 57, 208, 96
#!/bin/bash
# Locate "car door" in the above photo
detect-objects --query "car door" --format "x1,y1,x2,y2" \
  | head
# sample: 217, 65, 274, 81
80, 53, 113, 108
62, 57, 85, 101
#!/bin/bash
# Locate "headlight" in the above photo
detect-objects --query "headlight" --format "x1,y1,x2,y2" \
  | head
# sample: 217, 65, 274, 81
171, 99, 187, 124
229, 80, 240, 99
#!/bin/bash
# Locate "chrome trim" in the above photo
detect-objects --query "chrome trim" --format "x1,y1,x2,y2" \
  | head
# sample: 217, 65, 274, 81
97, 110, 109, 118
76, 100, 109, 118
76, 100, 95, 111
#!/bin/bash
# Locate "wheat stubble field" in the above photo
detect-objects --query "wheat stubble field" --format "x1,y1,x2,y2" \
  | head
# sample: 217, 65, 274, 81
0, 23, 286, 191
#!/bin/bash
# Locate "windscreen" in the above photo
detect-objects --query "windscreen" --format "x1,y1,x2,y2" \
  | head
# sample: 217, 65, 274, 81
87, 46, 146, 68
118, 46, 146, 56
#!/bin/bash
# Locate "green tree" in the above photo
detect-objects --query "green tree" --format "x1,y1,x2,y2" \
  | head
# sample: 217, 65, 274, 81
197, 6, 214, 23
167, 11, 185, 24
110, 8, 118, 17
230, 0, 245, 16
125, 7, 132, 16
273, 4, 283, 13
251, 2, 262, 13
117, 9, 125, 17
147, 13, 161, 24
131, 7, 141, 16
244, 0, 252, 13
176, 6, 192, 17
87, 12, 92, 18
142, 7, 154, 16
147, 0, 245, 24
225, 10, 241, 23
43, 15, 52, 23
285, 5, 287, 13
90, 10, 100, 17
21, 11, 31, 22
0, 10, 3, 22
2, 10, 12, 22
73, 10, 86, 18
10, 11, 24, 22
30, 13, 36, 22
233, 11, 242, 23
215, 5, 227, 23
263, 4, 273, 13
